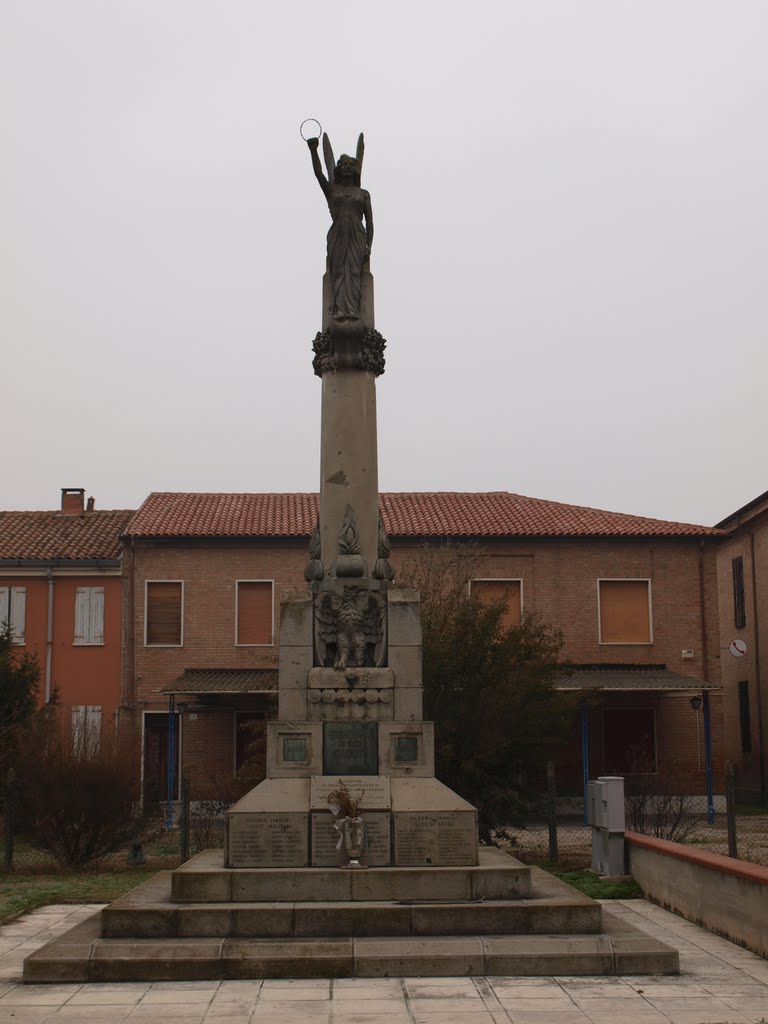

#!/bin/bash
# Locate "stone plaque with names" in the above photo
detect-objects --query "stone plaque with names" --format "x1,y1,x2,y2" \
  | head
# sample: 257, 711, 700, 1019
310, 775, 391, 809
229, 813, 308, 868
393, 811, 477, 866
323, 721, 378, 775
310, 811, 391, 866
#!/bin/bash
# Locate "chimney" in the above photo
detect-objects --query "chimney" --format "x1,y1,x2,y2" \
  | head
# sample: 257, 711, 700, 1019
61, 488, 85, 516
86, 496, 95, 512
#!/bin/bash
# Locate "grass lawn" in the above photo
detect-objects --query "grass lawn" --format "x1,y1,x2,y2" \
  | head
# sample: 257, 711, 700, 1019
535, 860, 643, 900
0, 870, 158, 924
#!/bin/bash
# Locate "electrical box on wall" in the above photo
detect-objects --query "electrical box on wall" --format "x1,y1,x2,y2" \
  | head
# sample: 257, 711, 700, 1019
681, 649, 694, 660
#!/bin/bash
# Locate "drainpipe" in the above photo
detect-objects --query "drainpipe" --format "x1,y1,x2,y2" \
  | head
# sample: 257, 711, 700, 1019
698, 541, 710, 682
45, 569, 54, 703
749, 531, 766, 802
581, 700, 590, 825
703, 690, 715, 824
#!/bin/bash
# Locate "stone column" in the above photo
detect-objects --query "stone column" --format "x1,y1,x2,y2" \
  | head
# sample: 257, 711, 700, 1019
319, 368, 379, 575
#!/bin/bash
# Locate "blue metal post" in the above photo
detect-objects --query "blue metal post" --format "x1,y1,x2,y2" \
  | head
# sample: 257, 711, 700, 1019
703, 690, 715, 824
581, 701, 590, 825
166, 695, 176, 831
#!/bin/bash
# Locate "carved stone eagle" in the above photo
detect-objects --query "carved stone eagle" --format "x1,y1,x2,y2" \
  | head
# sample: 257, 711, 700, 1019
315, 587, 385, 670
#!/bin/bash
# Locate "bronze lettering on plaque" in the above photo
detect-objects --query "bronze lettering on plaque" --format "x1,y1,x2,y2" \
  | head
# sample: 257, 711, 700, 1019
229, 813, 308, 867
323, 721, 378, 775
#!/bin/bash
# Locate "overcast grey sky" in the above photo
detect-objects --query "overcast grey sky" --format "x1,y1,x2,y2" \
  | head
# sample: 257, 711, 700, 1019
2, 2, 766, 525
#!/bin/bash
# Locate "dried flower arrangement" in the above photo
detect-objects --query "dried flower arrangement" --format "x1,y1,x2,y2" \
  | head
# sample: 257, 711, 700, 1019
326, 779, 365, 819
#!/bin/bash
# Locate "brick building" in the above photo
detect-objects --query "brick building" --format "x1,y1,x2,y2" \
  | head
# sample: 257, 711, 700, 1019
120, 491, 725, 806
0, 488, 132, 746
715, 489, 768, 800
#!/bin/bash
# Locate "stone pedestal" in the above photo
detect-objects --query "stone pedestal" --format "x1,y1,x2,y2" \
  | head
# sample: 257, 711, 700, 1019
226, 587, 479, 869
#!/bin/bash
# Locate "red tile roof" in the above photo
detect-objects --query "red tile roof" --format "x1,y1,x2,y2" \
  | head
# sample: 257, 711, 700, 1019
124, 492, 723, 540
0, 509, 134, 561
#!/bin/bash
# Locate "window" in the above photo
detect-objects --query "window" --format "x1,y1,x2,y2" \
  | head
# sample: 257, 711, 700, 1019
739, 680, 752, 754
71, 705, 102, 758
236, 581, 273, 645
143, 712, 180, 802
235, 712, 266, 774
74, 587, 105, 645
145, 581, 183, 646
603, 708, 656, 773
471, 579, 522, 629
733, 556, 746, 629
598, 579, 652, 644
0, 587, 26, 644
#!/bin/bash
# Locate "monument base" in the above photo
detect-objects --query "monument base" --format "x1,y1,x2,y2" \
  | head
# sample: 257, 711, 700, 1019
226, 776, 478, 868
23, 850, 680, 982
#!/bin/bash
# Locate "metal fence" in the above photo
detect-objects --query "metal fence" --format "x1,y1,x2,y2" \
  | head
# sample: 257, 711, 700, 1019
510, 761, 768, 870
3, 762, 768, 873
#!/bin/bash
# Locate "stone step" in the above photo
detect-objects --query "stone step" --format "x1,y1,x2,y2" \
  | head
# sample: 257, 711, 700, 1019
171, 846, 531, 903
24, 909, 679, 983
101, 872, 601, 939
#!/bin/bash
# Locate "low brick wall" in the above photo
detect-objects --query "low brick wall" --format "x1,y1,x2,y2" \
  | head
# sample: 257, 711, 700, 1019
626, 830, 768, 958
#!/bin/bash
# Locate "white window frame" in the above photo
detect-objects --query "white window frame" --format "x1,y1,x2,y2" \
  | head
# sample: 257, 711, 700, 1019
144, 580, 185, 647
469, 578, 524, 615
235, 579, 275, 647
597, 578, 653, 645
74, 586, 105, 646
0, 586, 26, 645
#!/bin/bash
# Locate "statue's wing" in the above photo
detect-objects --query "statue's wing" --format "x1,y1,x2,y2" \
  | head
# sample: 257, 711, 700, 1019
358, 592, 383, 645
316, 592, 340, 644
356, 133, 365, 182
322, 133, 336, 183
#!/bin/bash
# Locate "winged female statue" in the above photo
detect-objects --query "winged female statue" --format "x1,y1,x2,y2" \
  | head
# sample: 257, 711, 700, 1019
306, 131, 373, 322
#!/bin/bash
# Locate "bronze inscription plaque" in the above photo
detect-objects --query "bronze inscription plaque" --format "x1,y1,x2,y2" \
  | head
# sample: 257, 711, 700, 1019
323, 721, 378, 775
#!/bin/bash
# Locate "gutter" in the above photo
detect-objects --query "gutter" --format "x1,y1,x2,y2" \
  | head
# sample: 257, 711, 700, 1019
0, 558, 121, 569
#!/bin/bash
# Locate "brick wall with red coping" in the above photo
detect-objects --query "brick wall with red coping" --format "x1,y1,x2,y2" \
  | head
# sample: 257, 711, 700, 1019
123, 535, 722, 797
626, 831, 768, 957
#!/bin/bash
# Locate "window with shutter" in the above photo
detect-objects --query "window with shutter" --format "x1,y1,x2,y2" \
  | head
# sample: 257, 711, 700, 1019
0, 587, 26, 645
236, 581, 274, 645
733, 556, 747, 629
145, 582, 183, 646
74, 587, 105, 645
738, 680, 752, 754
598, 579, 652, 644
470, 579, 522, 629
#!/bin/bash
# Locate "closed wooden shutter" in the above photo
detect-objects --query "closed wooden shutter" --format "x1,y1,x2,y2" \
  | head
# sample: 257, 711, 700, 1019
472, 580, 522, 629
72, 705, 102, 758
237, 582, 273, 645
599, 580, 651, 643
146, 582, 183, 645
10, 588, 26, 644
74, 587, 105, 645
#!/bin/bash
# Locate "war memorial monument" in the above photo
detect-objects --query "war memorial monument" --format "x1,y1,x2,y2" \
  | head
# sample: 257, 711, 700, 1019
25, 128, 678, 981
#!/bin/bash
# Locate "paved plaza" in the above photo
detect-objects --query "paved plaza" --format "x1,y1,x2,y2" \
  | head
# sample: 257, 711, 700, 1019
0, 899, 766, 1024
